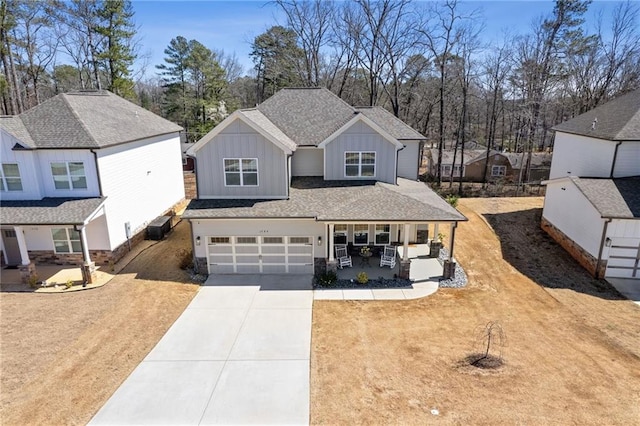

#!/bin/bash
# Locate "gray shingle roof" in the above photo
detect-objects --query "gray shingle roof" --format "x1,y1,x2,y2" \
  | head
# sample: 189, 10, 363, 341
553, 89, 640, 141
0, 116, 36, 148
0, 197, 106, 225
0, 91, 182, 149
183, 177, 466, 222
257, 87, 357, 146
239, 109, 297, 151
572, 176, 640, 218
357, 107, 425, 140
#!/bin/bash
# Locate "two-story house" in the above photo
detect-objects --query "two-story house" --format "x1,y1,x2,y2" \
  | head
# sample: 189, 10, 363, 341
542, 89, 640, 280
183, 88, 466, 278
0, 90, 185, 283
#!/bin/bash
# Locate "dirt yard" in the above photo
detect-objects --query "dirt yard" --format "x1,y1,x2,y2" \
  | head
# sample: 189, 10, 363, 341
311, 197, 640, 425
0, 220, 199, 426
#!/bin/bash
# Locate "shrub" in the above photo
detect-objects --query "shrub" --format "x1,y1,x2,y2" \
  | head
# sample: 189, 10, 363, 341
175, 248, 193, 270
27, 275, 39, 289
356, 271, 368, 284
445, 194, 459, 207
316, 271, 337, 286
65, 279, 73, 289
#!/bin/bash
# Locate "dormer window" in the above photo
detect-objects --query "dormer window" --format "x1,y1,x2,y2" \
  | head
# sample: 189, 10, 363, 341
224, 158, 258, 186
0, 163, 23, 191
345, 152, 375, 177
51, 162, 87, 190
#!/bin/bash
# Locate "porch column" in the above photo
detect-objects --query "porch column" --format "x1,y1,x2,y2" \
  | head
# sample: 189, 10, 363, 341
14, 226, 30, 265
77, 225, 97, 285
443, 222, 458, 279
15, 226, 36, 285
328, 223, 335, 261
402, 223, 410, 261
433, 223, 439, 242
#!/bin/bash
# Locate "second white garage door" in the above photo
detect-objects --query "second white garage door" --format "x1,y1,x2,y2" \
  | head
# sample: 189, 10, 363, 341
207, 236, 314, 274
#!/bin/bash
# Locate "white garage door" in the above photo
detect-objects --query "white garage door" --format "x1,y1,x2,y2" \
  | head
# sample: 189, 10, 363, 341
207, 236, 314, 274
605, 238, 640, 279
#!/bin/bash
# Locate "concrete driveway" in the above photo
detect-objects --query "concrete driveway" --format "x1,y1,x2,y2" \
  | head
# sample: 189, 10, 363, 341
90, 275, 314, 425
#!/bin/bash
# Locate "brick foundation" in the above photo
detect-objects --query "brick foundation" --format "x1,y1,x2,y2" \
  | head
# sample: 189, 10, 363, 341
194, 257, 208, 275
184, 171, 197, 200
541, 216, 606, 278
314, 258, 326, 276
398, 259, 411, 279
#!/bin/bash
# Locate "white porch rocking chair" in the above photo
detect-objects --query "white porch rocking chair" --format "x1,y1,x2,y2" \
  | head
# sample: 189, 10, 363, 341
379, 245, 397, 268
335, 245, 352, 269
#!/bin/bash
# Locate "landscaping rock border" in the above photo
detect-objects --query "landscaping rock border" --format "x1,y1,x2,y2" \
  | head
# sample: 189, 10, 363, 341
437, 247, 468, 288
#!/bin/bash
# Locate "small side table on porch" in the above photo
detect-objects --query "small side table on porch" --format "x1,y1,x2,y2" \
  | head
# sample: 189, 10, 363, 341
359, 251, 373, 267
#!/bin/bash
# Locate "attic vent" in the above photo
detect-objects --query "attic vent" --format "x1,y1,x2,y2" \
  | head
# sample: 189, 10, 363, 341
592, 117, 598, 130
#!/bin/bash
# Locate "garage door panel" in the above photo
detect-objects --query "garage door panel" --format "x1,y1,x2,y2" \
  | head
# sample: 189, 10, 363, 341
262, 265, 286, 273
605, 268, 636, 279
209, 245, 232, 254
211, 265, 235, 274
236, 246, 259, 254
236, 264, 261, 273
236, 255, 260, 264
209, 254, 234, 263
608, 258, 637, 268
262, 255, 286, 264
289, 265, 312, 274
262, 246, 285, 254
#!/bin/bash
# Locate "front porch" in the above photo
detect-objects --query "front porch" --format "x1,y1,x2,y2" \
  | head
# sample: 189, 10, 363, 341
334, 244, 444, 282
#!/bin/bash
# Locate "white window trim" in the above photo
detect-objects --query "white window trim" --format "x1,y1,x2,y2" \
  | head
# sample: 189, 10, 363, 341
333, 224, 348, 245
223, 158, 259, 187
50, 161, 87, 190
491, 165, 506, 176
0, 163, 23, 192
51, 228, 82, 254
353, 224, 369, 246
375, 224, 391, 245
344, 151, 376, 178
441, 164, 462, 177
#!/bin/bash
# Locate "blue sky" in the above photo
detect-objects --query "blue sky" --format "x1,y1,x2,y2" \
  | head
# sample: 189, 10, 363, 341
131, 0, 628, 79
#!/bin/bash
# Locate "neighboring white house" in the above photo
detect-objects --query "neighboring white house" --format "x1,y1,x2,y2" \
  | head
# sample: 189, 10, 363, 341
184, 87, 466, 278
0, 90, 185, 283
542, 89, 640, 280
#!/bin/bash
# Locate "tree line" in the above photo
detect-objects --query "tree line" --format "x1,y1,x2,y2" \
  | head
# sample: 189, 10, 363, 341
2, 0, 639, 183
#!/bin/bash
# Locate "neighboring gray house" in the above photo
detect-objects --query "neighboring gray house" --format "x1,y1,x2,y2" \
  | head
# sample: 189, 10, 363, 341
184, 88, 466, 278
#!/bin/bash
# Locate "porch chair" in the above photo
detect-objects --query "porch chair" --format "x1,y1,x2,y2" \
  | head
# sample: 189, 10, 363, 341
335, 245, 353, 269
380, 245, 397, 268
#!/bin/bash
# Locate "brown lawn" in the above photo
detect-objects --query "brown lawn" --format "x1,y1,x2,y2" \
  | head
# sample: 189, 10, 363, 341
311, 197, 640, 425
0, 221, 199, 426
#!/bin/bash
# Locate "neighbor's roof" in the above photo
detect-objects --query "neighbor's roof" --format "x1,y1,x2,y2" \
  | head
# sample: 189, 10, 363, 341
255, 88, 425, 147
571, 176, 640, 219
553, 89, 640, 141
0, 91, 182, 149
0, 197, 106, 225
183, 177, 466, 222
503, 152, 553, 169
0, 116, 36, 148
428, 149, 492, 165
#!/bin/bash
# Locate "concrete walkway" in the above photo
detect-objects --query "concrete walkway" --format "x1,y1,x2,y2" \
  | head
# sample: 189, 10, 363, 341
90, 275, 314, 425
606, 277, 640, 306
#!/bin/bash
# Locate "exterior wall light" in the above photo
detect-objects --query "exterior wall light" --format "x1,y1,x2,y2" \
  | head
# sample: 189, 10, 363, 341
196, 236, 201, 246
318, 236, 322, 246
605, 237, 611, 247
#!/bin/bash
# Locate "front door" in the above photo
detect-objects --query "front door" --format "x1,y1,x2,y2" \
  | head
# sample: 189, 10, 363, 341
2, 229, 21, 266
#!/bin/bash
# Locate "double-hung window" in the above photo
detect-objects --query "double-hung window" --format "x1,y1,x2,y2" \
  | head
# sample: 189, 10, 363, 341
491, 165, 506, 177
51, 228, 82, 253
375, 224, 390, 245
353, 224, 369, 245
51, 162, 87, 190
345, 152, 375, 177
0, 163, 23, 191
333, 224, 347, 245
224, 158, 258, 186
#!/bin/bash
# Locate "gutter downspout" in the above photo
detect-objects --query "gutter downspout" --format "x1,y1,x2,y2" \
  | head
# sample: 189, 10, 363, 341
609, 141, 622, 178
190, 155, 199, 199
594, 218, 612, 279
395, 144, 406, 185
90, 149, 104, 196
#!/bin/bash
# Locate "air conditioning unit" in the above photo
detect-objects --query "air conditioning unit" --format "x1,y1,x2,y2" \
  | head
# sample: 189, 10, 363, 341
147, 215, 172, 240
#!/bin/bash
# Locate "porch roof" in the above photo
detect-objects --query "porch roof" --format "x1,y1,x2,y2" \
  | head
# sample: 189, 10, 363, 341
0, 197, 106, 225
184, 177, 467, 222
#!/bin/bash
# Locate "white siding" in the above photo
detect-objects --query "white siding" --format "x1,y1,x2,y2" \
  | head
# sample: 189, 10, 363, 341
550, 133, 616, 179
0, 130, 43, 200
542, 180, 605, 257
195, 119, 288, 198
612, 142, 640, 178
97, 133, 184, 250
191, 219, 326, 260
21, 214, 110, 252
324, 121, 397, 183
291, 147, 323, 176
36, 149, 100, 198
397, 140, 420, 180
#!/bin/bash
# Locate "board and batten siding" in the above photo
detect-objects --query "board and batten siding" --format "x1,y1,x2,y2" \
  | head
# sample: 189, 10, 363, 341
196, 119, 288, 198
612, 142, 640, 178
396, 140, 420, 180
0, 130, 43, 200
291, 147, 323, 176
324, 121, 397, 183
97, 133, 184, 250
549, 133, 616, 179
543, 181, 604, 257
